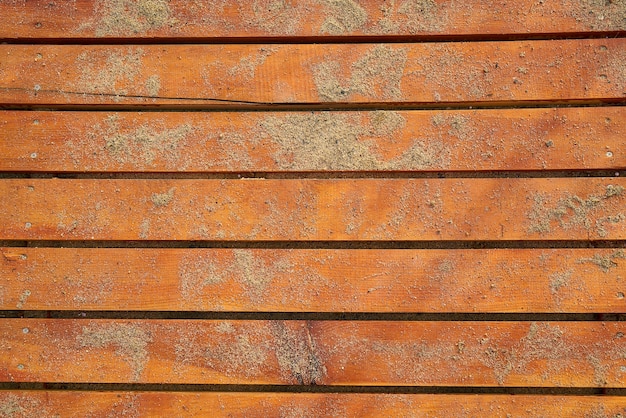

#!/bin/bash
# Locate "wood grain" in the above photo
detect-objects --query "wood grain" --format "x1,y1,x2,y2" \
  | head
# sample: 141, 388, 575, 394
1, 319, 624, 386
1, 178, 625, 241
2, 247, 625, 313
1, 39, 624, 106
0, 0, 623, 39
1, 391, 625, 417
1, 107, 623, 172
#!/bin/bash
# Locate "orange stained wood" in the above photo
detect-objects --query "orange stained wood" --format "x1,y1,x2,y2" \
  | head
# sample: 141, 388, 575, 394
0, 0, 623, 39
1, 319, 624, 387
0, 392, 625, 418
0, 107, 623, 172
1, 247, 625, 313
1, 178, 625, 241
0, 39, 625, 106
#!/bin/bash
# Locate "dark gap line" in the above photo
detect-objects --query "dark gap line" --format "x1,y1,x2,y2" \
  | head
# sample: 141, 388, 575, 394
1, 170, 624, 179
1, 98, 625, 113
1, 31, 624, 45
0, 382, 618, 395
2, 102, 625, 113
3, 240, 624, 249
2, 311, 623, 321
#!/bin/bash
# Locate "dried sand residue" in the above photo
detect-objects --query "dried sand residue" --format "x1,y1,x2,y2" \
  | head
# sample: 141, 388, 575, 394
0, 396, 23, 418
565, 0, 626, 31
241, 0, 301, 35
176, 321, 326, 385
203, 329, 270, 378
577, 249, 625, 273
319, 0, 368, 34
92, 0, 177, 37
75, 49, 144, 100
151, 188, 175, 207
178, 250, 293, 306
527, 184, 625, 237
481, 323, 577, 385
259, 111, 449, 170
272, 322, 327, 385
549, 269, 572, 295
0, 395, 46, 418
227, 48, 276, 80
144, 75, 161, 96
77, 323, 152, 381
313, 45, 407, 101
90, 114, 193, 167
397, 0, 448, 32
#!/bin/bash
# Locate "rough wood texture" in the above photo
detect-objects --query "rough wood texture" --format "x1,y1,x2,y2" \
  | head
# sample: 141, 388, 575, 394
0, 0, 623, 39
1, 319, 624, 387
2, 247, 625, 313
1, 178, 625, 241
1, 392, 625, 417
1, 39, 624, 106
1, 107, 623, 172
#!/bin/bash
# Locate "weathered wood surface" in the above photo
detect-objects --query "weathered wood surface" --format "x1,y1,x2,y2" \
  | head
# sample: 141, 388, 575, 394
2, 247, 625, 313
1, 391, 625, 418
1, 40, 624, 106
1, 319, 624, 386
1, 107, 623, 172
0, 0, 623, 39
1, 178, 624, 241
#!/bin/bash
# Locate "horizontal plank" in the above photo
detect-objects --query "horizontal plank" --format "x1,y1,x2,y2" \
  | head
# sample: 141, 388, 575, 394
1, 392, 626, 418
0, 0, 624, 39
1, 320, 624, 386
1, 107, 624, 172
2, 248, 625, 313
1, 178, 625, 241
0, 39, 624, 106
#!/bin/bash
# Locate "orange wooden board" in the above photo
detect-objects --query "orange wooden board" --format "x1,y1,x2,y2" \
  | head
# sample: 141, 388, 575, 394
1, 39, 624, 106
1, 319, 624, 386
0, 0, 623, 39
2, 247, 625, 313
1, 391, 625, 417
1, 178, 625, 241
1, 107, 623, 172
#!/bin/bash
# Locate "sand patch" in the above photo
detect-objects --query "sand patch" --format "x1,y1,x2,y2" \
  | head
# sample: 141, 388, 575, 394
90, 114, 193, 167
151, 188, 175, 207
260, 111, 448, 170
319, 0, 368, 34
76, 49, 144, 100
527, 184, 625, 237
313, 45, 407, 101
77, 323, 152, 381
577, 249, 625, 273
92, 0, 177, 37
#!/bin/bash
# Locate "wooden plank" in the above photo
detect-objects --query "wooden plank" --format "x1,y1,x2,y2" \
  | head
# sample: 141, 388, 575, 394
2, 248, 625, 313
1, 319, 624, 386
1, 39, 624, 106
1, 178, 625, 241
1, 107, 624, 172
1, 392, 626, 418
0, 0, 624, 39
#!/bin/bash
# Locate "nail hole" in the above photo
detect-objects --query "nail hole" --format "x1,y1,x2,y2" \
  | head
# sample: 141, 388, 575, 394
33, 85, 41, 92
22, 328, 29, 334
617, 292, 624, 299
30, 153, 37, 159
33, 120, 40, 125
24, 222, 32, 229
607, 151, 613, 157
17, 364, 24, 370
